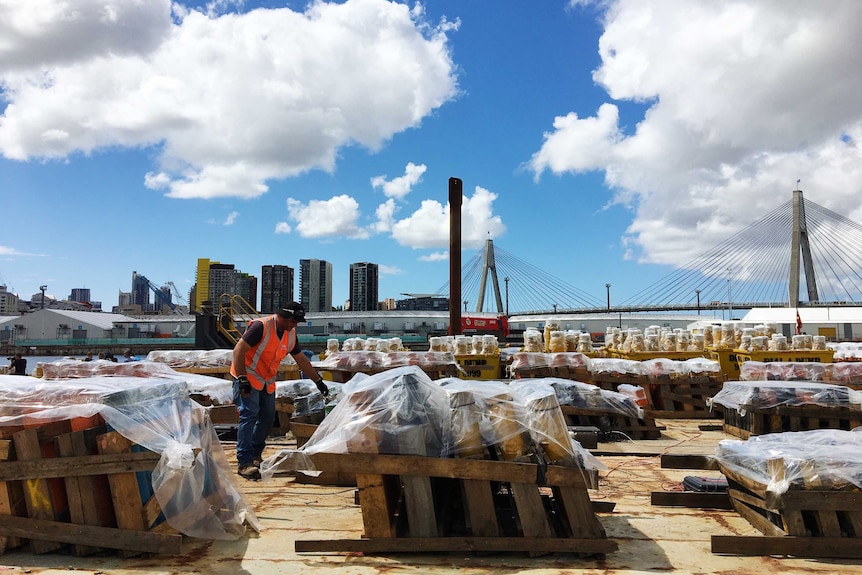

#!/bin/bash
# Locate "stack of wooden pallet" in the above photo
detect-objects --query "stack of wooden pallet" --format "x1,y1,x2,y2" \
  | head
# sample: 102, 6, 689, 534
293, 369, 615, 556
711, 381, 862, 439
548, 379, 662, 440
713, 429, 862, 558
0, 415, 182, 557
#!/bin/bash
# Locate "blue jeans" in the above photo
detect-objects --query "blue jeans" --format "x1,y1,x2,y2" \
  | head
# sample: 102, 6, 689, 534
233, 380, 276, 466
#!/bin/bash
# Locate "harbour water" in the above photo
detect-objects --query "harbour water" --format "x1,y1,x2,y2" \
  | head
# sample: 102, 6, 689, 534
3, 354, 129, 375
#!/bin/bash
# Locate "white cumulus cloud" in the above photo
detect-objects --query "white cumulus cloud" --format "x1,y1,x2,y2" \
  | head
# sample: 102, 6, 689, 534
286, 195, 369, 239
532, 0, 862, 267
391, 186, 506, 249
0, 0, 459, 199
370, 162, 428, 199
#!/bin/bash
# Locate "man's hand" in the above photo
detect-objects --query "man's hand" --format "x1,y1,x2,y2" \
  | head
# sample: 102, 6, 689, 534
235, 375, 252, 398
314, 378, 329, 397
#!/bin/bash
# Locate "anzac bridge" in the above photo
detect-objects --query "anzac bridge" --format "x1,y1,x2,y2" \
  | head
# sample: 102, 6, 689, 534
445, 190, 862, 316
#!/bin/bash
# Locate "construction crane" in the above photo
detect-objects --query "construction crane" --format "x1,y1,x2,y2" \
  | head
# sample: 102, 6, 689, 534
165, 281, 189, 307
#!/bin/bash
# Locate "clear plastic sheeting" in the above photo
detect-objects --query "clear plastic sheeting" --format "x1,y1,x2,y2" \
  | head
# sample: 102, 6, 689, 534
709, 380, 862, 415
537, 377, 643, 420
313, 350, 460, 371
39, 358, 235, 405
274, 378, 343, 417
715, 429, 862, 496
683, 357, 722, 375
0, 374, 260, 540
262, 366, 602, 482
641, 357, 721, 378
588, 358, 642, 376
739, 361, 827, 382
830, 342, 862, 361
509, 352, 591, 372
147, 349, 296, 368
826, 362, 862, 385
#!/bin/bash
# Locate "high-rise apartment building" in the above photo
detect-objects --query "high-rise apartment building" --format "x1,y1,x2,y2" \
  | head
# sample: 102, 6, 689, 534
131, 271, 151, 310
261, 265, 294, 313
349, 262, 379, 311
69, 288, 91, 303
0, 285, 19, 315
299, 259, 332, 312
194, 258, 258, 311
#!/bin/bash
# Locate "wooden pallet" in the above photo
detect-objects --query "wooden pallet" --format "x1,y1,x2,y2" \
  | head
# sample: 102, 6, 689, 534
591, 374, 723, 418
560, 405, 662, 440
723, 404, 862, 439
0, 420, 182, 557
294, 451, 615, 556
287, 421, 354, 487
713, 463, 862, 558
511, 366, 592, 383
643, 375, 725, 418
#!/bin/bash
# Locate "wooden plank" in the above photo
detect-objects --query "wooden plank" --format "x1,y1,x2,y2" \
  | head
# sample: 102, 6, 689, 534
544, 465, 598, 489
344, 407, 396, 540
2, 421, 73, 443
728, 498, 786, 537
650, 491, 733, 509
295, 536, 617, 554
711, 535, 862, 558
508, 482, 553, 540
398, 426, 437, 538
56, 432, 100, 556
766, 490, 862, 511
12, 428, 63, 554
591, 501, 616, 513
0, 514, 181, 555
660, 453, 718, 470
644, 409, 716, 419
308, 452, 586, 486
96, 431, 147, 558
0, 437, 22, 553
142, 494, 164, 530
460, 479, 499, 537
554, 485, 606, 538
0, 451, 160, 481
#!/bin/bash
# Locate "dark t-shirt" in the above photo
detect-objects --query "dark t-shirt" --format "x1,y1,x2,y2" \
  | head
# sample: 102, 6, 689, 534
242, 319, 301, 356
10, 357, 26, 375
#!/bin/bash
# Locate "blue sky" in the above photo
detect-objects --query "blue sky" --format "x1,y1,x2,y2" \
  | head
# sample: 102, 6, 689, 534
1, 0, 861, 312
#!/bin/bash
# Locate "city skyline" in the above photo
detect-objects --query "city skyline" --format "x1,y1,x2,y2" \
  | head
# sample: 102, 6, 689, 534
2, 1, 861, 310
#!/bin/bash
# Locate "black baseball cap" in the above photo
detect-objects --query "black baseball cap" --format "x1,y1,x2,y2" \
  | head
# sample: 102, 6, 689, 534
277, 302, 306, 321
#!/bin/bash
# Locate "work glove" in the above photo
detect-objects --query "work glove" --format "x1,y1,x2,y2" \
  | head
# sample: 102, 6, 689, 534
314, 378, 330, 398
235, 375, 252, 398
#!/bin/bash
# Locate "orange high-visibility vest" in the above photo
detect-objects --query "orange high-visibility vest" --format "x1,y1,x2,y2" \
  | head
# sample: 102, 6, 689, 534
231, 315, 296, 394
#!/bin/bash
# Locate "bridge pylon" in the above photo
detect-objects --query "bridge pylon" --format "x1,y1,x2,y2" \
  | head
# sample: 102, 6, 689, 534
475, 238, 505, 314
790, 188, 819, 307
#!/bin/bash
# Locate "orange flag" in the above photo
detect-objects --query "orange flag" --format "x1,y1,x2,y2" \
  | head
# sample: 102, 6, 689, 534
796, 310, 802, 335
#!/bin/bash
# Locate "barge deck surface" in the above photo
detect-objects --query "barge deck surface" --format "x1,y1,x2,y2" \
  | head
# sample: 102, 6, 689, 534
2, 419, 861, 575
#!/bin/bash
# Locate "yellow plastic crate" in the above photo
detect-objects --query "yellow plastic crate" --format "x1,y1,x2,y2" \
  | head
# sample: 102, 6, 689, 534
618, 351, 708, 361
708, 348, 745, 380
455, 353, 502, 380
734, 349, 835, 373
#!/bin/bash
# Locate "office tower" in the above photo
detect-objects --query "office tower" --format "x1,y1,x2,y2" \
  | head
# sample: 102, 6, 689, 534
131, 271, 152, 311
261, 265, 294, 313
299, 259, 332, 312
195, 258, 258, 311
70, 288, 91, 303
349, 262, 379, 311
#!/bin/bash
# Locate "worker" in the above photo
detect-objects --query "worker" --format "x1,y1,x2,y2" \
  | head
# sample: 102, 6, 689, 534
9, 353, 27, 375
230, 302, 328, 480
